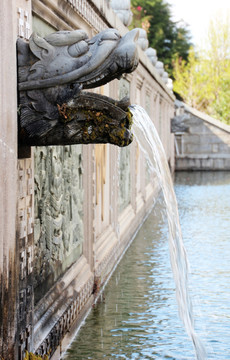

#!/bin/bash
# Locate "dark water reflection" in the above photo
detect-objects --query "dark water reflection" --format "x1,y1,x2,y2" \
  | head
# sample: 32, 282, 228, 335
65, 171, 230, 360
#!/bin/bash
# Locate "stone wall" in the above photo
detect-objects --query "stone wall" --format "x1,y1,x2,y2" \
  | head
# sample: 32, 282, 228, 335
173, 101, 230, 170
0, 2, 18, 359
0, 0, 175, 359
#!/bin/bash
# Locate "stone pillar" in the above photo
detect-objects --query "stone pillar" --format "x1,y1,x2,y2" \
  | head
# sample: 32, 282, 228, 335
0, 0, 33, 358
0, 1, 18, 359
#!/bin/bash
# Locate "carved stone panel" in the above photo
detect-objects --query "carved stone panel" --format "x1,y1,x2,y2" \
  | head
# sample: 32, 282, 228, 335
119, 77, 130, 100
119, 146, 131, 212
118, 77, 131, 212
145, 92, 151, 116
95, 144, 107, 223
34, 145, 84, 304
17, 158, 34, 359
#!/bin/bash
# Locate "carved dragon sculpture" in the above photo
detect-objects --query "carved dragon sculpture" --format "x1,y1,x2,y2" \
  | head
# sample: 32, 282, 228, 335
17, 28, 139, 147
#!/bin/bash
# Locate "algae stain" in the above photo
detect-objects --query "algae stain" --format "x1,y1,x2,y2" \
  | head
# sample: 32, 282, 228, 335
24, 350, 49, 360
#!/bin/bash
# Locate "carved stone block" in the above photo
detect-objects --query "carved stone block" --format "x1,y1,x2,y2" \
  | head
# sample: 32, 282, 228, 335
17, 29, 140, 147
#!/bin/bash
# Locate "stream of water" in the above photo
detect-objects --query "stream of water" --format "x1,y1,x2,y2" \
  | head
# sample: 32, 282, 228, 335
131, 105, 206, 359
64, 170, 230, 359
64, 106, 230, 359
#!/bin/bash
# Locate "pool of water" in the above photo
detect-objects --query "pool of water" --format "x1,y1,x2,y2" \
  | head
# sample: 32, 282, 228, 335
64, 171, 230, 360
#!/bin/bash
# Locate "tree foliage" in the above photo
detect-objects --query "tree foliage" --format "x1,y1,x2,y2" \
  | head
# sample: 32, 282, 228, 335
173, 49, 214, 111
173, 13, 230, 124
130, 0, 192, 76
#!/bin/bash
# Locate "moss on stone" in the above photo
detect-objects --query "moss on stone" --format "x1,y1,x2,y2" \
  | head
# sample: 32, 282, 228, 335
24, 350, 49, 360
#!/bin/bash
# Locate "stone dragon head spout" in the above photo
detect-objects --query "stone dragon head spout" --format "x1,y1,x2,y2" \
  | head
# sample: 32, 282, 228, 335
17, 28, 139, 147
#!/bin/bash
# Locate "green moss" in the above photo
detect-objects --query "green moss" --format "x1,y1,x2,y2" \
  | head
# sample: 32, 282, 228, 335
126, 108, 133, 127
24, 350, 49, 360
61, 107, 133, 147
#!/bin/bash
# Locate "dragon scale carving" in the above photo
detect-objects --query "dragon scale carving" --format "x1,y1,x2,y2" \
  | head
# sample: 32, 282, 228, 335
17, 28, 139, 147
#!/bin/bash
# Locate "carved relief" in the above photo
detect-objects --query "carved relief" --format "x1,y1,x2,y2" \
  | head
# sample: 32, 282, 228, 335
35, 275, 94, 358
17, 158, 34, 358
67, 0, 106, 32
119, 146, 131, 212
145, 92, 151, 116
95, 144, 107, 221
17, 7, 30, 40
119, 77, 130, 100
34, 145, 84, 303
17, 29, 139, 147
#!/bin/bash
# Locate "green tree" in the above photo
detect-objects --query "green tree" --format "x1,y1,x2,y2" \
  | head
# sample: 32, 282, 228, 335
130, 0, 192, 76
173, 49, 214, 111
213, 77, 230, 124
173, 12, 230, 124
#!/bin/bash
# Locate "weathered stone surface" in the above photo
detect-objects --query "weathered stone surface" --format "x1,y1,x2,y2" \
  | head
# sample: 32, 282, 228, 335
145, 47, 157, 66
118, 79, 131, 212
119, 146, 131, 212
34, 145, 84, 303
110, 0, 133, 26
0, 1, 175, 359
174, 101, 230, 170
17, 29, 139, 147
171, 115, 189, 133
0, 1, 18, 359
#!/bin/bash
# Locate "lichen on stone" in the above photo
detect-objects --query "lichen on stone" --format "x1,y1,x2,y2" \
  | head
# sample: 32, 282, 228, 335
24, 350, 49, 360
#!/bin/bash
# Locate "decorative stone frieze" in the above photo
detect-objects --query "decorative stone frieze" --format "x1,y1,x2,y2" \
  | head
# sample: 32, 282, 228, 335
33, 145, 84, 304
17, 7, 30, 40
67, 0, 108, 31
35, 274, 94, 358
17, 158, 34, 359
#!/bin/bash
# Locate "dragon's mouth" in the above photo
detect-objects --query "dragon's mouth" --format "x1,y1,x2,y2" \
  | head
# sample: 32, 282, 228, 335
17, 28, 139, 147
59, 92, 134, 147
19, 92, 134, 147
18, 29, 139, 92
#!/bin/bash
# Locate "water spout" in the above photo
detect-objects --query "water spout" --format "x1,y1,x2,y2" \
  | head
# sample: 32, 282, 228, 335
17, 29, 139, 147
130, 105, 206, 360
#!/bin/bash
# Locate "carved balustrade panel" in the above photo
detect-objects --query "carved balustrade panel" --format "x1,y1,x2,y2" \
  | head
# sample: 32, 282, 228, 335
118, 78, 131, 212
145, 92, 151, 117
66, 0, 108, 32
119, 146, 131, 212
34, 145, 84, 303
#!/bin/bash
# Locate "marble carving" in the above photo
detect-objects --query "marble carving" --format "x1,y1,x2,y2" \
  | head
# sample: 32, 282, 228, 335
17, 29, 139, 147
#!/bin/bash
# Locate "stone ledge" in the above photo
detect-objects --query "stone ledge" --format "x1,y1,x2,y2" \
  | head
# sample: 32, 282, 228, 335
176, 154, 230, 159
176, 100, 230, 133
176, 157, 230, 171
34, 256, 93, 351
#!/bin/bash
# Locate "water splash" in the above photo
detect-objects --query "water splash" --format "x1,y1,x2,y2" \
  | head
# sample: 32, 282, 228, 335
130, 105, 206, 360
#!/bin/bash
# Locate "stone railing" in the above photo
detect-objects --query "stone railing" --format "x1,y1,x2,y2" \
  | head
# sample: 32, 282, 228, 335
172, 101, 230, 170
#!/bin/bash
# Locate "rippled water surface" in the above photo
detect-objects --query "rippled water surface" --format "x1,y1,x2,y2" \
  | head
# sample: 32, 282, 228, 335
65, 171, 230, 360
